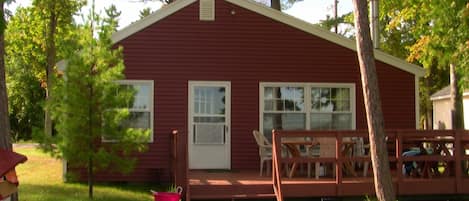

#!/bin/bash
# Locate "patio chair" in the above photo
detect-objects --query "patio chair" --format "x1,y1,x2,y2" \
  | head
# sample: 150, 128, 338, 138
252, 130, 273, 176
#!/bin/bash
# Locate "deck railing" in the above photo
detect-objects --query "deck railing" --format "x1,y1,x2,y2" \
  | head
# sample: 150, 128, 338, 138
272, 129, 469, 200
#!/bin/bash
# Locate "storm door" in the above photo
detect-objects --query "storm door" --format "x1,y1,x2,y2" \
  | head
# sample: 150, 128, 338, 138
188, 81, 231, 169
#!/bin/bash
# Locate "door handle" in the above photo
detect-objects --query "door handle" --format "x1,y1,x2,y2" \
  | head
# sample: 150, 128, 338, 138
223, 125, 226, 144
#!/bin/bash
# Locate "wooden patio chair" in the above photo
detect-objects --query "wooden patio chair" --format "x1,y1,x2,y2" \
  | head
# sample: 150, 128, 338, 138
313, 137, 336, 179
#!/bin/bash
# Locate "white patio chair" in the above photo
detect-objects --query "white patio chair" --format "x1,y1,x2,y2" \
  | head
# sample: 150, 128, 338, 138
252, 130, 273, 176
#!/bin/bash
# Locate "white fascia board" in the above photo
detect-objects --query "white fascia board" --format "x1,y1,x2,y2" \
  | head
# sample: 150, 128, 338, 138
111, 0, 197, 43
431, 92, 469, 101
430, 95, 451, 101
225, 0, 425, 77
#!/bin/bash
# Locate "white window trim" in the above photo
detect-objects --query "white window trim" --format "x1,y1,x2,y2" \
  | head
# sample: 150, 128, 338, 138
108, 79, 154, 143
259, 82, 356, 134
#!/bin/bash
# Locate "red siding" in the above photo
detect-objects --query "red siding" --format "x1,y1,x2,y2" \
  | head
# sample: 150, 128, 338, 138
89, 0, 415, 182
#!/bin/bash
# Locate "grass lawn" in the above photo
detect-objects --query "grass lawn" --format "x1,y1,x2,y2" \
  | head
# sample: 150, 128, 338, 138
13, 145, 164, 201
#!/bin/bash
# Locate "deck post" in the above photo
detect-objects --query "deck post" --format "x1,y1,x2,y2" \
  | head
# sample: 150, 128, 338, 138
454, 130, 463, 193
395, 130, 402, 195
272, 130, 284, 201
336, 132, 342, 195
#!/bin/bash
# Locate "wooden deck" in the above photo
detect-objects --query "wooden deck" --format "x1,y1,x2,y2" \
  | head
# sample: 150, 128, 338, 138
171, 130, 469, 201
188, 170, 378, 200
188, 169, 469, 200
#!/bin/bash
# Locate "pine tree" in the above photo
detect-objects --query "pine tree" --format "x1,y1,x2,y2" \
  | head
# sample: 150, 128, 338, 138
48, 13, 149, 199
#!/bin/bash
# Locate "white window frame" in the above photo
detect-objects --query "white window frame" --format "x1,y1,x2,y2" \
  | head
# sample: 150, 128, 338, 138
259, 82, 356, 135
107, 80, 154, 143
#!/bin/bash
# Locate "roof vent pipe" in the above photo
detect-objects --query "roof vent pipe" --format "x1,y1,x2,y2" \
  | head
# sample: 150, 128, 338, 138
370, 0, 379, 49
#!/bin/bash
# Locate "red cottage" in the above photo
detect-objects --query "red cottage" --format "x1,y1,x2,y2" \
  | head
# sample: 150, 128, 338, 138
71, 0, 426, 187
97, 0, 424, 181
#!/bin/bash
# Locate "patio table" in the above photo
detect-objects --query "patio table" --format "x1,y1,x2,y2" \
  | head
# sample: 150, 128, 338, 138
281, 139, 358, 178
281, 140, 318, 178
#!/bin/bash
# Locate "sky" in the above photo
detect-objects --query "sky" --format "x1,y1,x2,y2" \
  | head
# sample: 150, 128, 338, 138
7, 0, 354, 29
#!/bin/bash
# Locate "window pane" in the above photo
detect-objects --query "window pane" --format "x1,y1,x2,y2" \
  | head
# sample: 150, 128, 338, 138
263, 113, 306, 140
264, 86, 304, 112
264, 87, 274, 99
310, 113, 332, 130
264, 100, 274, 111
194, 116, 225, 123
332, 114, 352, 130
124, 112, 151, 129
194, 86, 226, 115
312, 99, 320, 111
311, 113, 352, 130
320, 88, 330, 100
275, 100, 284, 111
334, 100, 350, 111
131, 85, 151, 110
339, 88, 350, 100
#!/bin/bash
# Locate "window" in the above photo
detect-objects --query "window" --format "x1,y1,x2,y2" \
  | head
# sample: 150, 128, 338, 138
262, 86, 305, 140
105, 80, 154, 142
311, 87, 352, 130
260, 83, 355, 140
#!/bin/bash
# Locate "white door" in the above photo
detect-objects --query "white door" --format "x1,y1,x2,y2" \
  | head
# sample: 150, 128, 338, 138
188, 81, 231, 169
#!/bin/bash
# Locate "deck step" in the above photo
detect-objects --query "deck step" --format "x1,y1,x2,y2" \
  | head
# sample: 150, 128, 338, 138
191, 193, 276, 200
190, 184, 275, 200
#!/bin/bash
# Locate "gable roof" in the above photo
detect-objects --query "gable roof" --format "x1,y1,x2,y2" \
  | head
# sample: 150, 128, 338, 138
112, 0, 425, 77
430, 85, 469, 101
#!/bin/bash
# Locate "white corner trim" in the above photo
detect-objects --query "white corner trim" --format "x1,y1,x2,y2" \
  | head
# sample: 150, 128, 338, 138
112, 0, 197, 43
415, 76, 420, 129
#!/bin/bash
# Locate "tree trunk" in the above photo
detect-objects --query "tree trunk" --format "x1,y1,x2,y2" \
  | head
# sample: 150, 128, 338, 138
271, 0, 281, 11
425, 77, 433, 129
352, 0, 396, 201
0, 2, 18, 201
45, 3, 57, 136
450, 63, 464, 129
0, 1, 10, 151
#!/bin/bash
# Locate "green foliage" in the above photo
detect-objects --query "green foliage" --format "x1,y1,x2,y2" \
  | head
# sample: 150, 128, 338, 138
104, 4, 121, 31
32, 0, 85, 26
47, 11, 149, 175
139, 7, 153, 19
318, 12, 354, 38
5, 7, 46, 141
5, 3, 84, 140
384, 0, 468, 128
